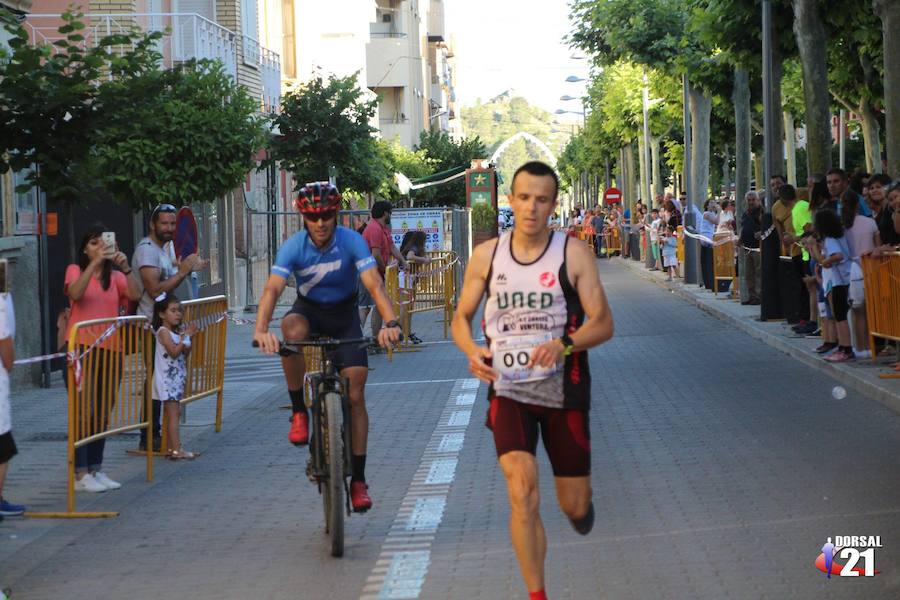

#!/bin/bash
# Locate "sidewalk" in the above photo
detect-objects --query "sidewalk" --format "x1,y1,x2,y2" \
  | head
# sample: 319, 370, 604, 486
614, 255, 900, 414
0, 304, 459, 590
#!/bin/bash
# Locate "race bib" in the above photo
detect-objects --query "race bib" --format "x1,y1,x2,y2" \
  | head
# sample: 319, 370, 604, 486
491, 332, 557, 383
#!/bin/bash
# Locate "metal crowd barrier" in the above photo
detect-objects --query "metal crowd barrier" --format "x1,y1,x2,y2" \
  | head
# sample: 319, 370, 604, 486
28, 316, 154, 518
178, 295, 228, 429
713, 232, 737, 297
862, 252, 900, 379
407, 251, 458, 339
676, 226, 685, 273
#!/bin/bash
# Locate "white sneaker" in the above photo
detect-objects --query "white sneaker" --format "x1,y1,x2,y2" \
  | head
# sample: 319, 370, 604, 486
92, 471, 122, 490
854, 350, 872, 360
74, 473, 107, 493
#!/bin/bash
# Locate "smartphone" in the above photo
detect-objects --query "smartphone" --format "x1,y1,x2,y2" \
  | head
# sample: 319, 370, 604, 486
101, 231, 116, 249
0, 259, 6, 293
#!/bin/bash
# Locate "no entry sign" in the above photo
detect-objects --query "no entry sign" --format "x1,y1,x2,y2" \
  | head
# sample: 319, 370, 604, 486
603, 187, 622, 204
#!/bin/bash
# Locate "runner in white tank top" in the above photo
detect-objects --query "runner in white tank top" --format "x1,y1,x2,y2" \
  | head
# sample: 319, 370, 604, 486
483, 230, 590, 409
451, 162, 615, 600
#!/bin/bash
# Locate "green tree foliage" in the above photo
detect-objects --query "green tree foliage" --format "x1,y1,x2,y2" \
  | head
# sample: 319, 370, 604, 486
375, 139, 434, 205
0, 10, 161, 203
462, 95, 568, 194
91, 60, 266, 209
413, 130, 486, 207
267, 73, 386, 194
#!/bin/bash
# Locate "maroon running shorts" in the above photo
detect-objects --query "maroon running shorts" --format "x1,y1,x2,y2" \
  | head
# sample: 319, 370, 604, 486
486, 396, 591, 477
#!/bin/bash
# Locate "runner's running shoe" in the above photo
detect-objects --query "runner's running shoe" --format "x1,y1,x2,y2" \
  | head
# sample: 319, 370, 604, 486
288, 412, 309, 446
350, 481, 373, 512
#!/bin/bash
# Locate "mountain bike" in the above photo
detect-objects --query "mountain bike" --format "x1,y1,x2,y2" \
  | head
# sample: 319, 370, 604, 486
253, 336, 370, 557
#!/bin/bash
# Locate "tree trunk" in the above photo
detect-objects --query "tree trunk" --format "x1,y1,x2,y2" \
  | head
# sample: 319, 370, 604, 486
625, 141, 638, 211
753, 153, 764, 192
734, 67, 752, 218
770, 42, 786, 179
722, 144, 731, 198
651, 136, 662, 199
689, 85, 712, 206
859, 100, 882, 174
874, 0, 900, 176
638, 135, 648, 204
793, 0, 832, 175
784, 111, 797, 185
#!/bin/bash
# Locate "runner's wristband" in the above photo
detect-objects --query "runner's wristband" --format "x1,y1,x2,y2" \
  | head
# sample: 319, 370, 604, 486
384, 320, 400, 329
560, 333, 574, 356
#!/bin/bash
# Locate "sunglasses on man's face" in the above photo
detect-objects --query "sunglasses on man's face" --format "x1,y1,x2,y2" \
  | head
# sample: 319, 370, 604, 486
151, 203, 177, 219
304, 211, 336, 223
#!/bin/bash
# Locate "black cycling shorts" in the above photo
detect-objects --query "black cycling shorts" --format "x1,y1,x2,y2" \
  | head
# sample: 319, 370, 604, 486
486, 396, 591, 477
286, 296, 367, 370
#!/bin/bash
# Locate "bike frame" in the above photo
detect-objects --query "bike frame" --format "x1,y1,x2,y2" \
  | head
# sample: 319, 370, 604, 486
305, 352, 352, 497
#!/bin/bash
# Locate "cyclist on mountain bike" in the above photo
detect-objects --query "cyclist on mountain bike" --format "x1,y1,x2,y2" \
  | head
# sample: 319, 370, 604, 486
253, 182, 401, 512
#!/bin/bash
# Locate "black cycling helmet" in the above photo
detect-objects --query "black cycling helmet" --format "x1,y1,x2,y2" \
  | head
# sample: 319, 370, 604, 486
294, 181, 341, 215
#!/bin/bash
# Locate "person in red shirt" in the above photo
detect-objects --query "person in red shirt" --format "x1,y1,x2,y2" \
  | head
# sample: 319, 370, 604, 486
359, 202, 407, 339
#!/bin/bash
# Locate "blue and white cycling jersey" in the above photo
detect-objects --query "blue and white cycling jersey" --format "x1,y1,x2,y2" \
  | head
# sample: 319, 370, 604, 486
271, 226, 377, 304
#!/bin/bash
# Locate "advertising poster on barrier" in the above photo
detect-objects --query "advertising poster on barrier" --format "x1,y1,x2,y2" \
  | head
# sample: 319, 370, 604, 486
391, 210, 444, 252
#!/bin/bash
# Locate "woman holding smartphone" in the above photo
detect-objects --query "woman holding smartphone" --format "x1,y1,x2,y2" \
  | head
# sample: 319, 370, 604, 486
64, 226, 141, 493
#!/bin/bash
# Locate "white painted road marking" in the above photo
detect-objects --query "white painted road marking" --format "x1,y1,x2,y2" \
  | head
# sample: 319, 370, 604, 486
360, 378, 480, 600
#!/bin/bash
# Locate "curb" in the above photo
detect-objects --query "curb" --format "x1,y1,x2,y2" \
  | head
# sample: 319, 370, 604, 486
614, 257, 900, 415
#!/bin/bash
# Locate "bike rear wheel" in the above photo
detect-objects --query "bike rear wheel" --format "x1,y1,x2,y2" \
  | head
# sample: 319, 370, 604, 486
323, 391, 345, 557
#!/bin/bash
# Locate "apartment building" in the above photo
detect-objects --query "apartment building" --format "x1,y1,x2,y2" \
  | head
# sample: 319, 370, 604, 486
367, 0, 457, 149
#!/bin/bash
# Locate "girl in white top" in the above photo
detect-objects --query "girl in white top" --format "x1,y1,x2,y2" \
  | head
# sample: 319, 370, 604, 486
841, 193, 881, 358
152, 294, 199, 460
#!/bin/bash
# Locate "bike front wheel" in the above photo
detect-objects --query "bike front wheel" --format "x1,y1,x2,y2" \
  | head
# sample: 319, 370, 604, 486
323, 391, 345, 557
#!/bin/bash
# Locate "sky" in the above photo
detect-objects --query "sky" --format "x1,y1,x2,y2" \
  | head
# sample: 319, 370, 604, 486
444, 0, 590, 119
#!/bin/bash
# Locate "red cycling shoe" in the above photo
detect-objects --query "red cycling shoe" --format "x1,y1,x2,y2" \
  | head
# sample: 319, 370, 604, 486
288, 412, 309, 445
350, 481, 373, 512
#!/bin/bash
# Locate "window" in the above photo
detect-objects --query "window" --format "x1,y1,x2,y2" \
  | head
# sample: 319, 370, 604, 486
13, 169, 38, 235
241, 0, 260, 66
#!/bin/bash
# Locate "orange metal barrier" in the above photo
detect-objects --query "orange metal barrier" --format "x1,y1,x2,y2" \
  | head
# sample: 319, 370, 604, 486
862, 252, 900, 378
179, 295, 228, 429
28, 316, 153, 518
713, 232, 737, 297
676, 226, 685, 268
604, 227, 621, 256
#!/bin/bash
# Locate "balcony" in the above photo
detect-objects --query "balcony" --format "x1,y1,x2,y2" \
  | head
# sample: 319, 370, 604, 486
26, 13, 238, 79
366, 35, 408, 88
241, 35, 282, 113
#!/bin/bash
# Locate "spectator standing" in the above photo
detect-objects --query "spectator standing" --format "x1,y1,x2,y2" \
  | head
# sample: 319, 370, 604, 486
784, 186, 816, 334
807, 209, 854, 362
771, 183, 807, 324
0, 286, 25, 519
827, 168, 874, 217
716, 200, 736, 234
591, 209, 605, 256
399, 231, 431, 344
66, 226, 142, 492
699, 199, 718, 290
661, 226, 678, 281
152, 294, 199, 459
360, 202, 407, 342
841, 193, 880, 358
739, 192, 762, 304
133, 204, 207, 452
649, 209, 662, 270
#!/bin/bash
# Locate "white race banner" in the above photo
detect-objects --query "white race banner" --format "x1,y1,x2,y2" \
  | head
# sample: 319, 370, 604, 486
391, 210, 444, 252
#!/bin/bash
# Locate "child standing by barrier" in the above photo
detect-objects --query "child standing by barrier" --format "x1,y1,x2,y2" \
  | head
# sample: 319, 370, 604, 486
807, 210, 854, 363
650, 209, 662, 270
152, 294, 199, 460
661, 226, 678, 281
0, 283, 26, 520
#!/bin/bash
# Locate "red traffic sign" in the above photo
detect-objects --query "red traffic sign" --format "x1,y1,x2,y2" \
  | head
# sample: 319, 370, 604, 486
603, 187, 622, 204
